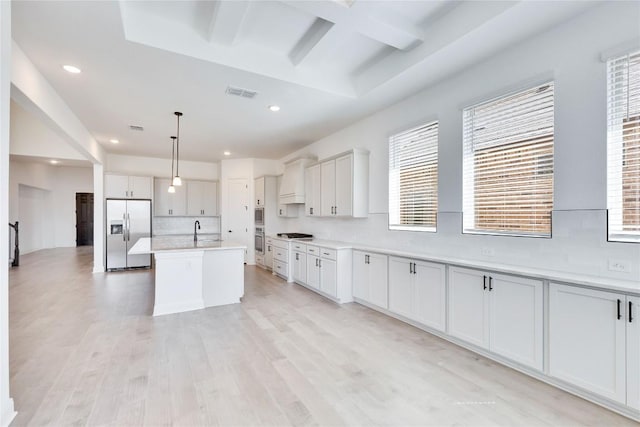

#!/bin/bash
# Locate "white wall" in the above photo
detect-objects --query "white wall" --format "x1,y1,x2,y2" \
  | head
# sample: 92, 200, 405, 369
0, 2, 15, 424
9, 161, 93, 252
9, 100, 85, 161
106, 153, 219, 180
279, 2, 640, 282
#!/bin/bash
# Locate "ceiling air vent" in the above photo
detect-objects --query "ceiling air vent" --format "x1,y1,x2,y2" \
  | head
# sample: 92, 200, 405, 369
129, 125, 144, 131
225, 86, 257, 99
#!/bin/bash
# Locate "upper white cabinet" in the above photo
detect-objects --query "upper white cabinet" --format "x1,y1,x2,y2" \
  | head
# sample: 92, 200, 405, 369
448, 267, 543, 370
388, 257, 445, 332
276, 175, 298, 217
187, 180, 217, 216
279, 158, 314, 204
255, 176, 265, 207
105, 174, 152, 199
319, 149, 369, 218
304, 164, 321, 217
549, 284, 638, 406
153, 178, 187, 216
353, 250, 388, 309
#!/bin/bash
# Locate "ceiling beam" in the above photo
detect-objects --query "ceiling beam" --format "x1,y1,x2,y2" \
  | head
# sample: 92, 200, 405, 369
207, 0, 250, 45
282, 0, 423, 51
288, 18, 334, 66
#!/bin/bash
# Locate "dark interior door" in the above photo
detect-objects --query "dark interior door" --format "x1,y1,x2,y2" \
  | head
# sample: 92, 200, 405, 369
76, 192, 94, 246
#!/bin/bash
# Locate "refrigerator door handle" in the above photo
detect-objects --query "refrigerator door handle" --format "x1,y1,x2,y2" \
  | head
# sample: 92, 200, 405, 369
127, 213, 131, 241
122, 214, 127, 241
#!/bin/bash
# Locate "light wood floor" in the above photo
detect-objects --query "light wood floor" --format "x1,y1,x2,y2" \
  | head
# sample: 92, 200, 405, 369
8, 247, 636, 426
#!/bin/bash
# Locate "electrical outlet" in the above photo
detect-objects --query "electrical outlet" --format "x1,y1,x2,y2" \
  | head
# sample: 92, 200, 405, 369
481, 247, 495, 256
608, 259, 630, 273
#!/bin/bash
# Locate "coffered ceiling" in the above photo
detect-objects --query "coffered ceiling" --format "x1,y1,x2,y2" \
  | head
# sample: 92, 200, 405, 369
11, 1, 599, 163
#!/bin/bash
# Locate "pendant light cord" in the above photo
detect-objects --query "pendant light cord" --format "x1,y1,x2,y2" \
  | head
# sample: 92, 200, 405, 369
171, 136, 176, 178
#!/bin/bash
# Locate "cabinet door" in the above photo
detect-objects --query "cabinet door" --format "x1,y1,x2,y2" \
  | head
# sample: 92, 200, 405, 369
334, 154, 353, 217
153, 178, 172, 216
389, 257, 413, 318
306, 255, 320, 289
352, 251, 369, 300
264, 242, 273, 270
414, 261, 446, 332
489, 274, 543, 370
549, 283, 626, 404
202, 181, 217, 216
628, 296, 640, 410
368, 253, 388, 309
105, 174, 129, 199
255, 177, 265, 207
320, 160, 335, 216
448, 267, 489, 349
128, 176, 152, 199
320, 258, 337, 297
293, 252, 307, 284
305, 165, 320, 216
170, 183, 187, 216
186, 181, 204, 216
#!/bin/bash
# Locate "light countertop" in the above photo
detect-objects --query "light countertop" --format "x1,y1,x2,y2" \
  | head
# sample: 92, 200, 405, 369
129, 236, 246, 255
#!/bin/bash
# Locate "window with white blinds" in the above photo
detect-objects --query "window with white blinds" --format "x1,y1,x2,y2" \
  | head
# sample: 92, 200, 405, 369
608, 50, 640, 242
463, 82, 554, 237
389, 121, 438, 231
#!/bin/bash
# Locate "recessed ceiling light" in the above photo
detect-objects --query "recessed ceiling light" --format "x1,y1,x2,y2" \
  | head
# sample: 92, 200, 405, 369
62, 65, 81, 74
50, 160, 59, 164
223, 151, 231, 156
268, 105, 280, 112
109, 139, 119, 144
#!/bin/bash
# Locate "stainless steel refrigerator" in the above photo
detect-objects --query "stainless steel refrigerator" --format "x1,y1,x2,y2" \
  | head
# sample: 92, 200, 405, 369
106, 199, 151, 270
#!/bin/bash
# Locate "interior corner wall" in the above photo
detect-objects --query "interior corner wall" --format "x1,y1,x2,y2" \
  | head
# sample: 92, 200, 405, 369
277, 1, 640, 282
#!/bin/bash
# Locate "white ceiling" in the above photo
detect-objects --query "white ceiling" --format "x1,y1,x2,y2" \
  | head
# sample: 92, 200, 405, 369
11, 0, 599, 163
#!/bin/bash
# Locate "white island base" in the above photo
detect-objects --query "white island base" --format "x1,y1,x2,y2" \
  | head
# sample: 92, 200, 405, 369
129, 237, 246, 316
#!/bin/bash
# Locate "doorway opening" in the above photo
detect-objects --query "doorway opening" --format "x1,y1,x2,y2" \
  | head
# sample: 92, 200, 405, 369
76, 192, 94, 246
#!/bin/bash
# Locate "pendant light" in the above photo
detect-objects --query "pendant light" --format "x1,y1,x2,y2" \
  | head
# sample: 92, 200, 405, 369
172, 111, 183, 186
168, 136, 177, 193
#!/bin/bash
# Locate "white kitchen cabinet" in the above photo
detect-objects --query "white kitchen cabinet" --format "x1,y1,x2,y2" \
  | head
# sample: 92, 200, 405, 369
320, 258, 337, 297
154, 178, 187, 216
264, 237, 274, 271
255, 176, 265, 207
353, 251, 388, 309
277, 175, 298, 217
628, 296, 640, 410
306, 254, 320, 290
187, 180, 217, 216
320, 160, 336, 216
388, 257, 446, 332
549, 284, 628, 404
448, 267, 543, 370
304, 164, 321, 216
292, 249, 307, 285
105, 174, 152, 199
319, 149, 369, 218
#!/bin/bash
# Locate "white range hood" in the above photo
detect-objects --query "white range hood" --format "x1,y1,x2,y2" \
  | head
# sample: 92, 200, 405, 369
279, 157, 315, 204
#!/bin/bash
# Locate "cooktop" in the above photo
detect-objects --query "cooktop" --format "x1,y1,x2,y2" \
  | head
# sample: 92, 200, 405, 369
277, 233, 313, 239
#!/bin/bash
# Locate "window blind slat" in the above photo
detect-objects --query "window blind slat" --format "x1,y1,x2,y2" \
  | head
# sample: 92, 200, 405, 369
608, 50, 640, 242
463, 82, 554, 236
389, 121, 438, 231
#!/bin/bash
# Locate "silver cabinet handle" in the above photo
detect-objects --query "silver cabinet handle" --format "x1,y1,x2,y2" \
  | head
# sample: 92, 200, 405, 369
131, 191, 133, 198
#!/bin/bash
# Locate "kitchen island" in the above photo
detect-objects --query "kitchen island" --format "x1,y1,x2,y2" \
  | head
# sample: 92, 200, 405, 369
129, 236, 246, 316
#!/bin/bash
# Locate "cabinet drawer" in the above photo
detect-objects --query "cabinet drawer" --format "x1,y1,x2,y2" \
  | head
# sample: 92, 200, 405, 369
255, 254, 264, 266
319, 247, 337, 260
307, 245, 320, 255
272, 239, 288, 250
274, 248, 289, 263
292, 242, 307, 252
266, 237, 274, 245
273, 260, 287, 276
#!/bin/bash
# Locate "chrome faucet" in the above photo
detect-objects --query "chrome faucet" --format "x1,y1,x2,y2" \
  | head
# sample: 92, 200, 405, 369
194, 220, 201, 242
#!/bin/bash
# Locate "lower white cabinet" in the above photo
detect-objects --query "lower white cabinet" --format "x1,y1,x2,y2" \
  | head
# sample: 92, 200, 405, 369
549, 284, 639, 407
292, 250, 307, 284
264, 238, 273, 271
388, 257, 445, 332
306, 254, 320, 290
353, 251, 388, 309
303, 245, 352, 303
448, 267, 543, 370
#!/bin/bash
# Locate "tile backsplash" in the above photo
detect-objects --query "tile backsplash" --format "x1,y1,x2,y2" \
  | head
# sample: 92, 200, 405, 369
153, 216, 221, 236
